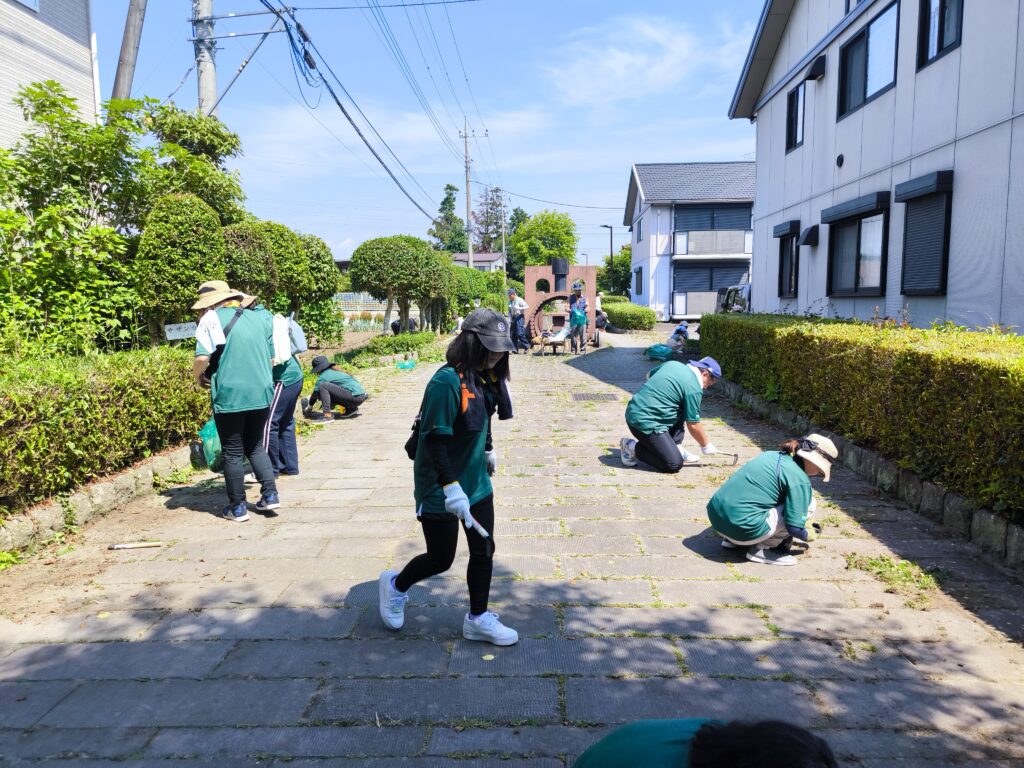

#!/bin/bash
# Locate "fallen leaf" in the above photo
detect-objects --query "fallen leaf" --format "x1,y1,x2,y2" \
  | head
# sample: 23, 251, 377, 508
482, 654, 495, 661
96, 611, 111, 619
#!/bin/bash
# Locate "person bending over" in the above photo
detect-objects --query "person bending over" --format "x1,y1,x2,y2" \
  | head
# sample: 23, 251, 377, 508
707, 434, 838, 566
303, 355, 367, 421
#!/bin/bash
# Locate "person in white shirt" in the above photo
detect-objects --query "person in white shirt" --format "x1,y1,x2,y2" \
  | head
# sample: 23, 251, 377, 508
507, 287, 530, 353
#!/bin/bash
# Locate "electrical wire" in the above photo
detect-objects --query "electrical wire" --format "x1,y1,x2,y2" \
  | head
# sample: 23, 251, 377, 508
295, 0, 483, 10
472, 179, 620, 210
161, 64, 195, 104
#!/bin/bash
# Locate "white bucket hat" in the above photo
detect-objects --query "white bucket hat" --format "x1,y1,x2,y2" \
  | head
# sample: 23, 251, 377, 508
796, 433, 839, 482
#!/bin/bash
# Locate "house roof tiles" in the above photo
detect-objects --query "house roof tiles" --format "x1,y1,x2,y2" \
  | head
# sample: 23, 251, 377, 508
623, 161, 755, 225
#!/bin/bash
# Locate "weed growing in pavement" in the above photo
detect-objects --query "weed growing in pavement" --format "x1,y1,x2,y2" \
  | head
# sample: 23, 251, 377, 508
153, 466, 197, 492
0, 550, 21, 571
846, 553, 945, 608
295, 419, 324, 439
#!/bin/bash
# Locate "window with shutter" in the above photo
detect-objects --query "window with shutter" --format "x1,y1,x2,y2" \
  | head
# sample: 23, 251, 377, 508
674, 265, 712, 292
902, 192, 950, 295
674, 206, 714, 231
786, 84, 805, 152
827, 211, 888, 297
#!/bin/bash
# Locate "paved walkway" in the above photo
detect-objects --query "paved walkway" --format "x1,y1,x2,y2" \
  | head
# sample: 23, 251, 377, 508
2, 334, 1024, 766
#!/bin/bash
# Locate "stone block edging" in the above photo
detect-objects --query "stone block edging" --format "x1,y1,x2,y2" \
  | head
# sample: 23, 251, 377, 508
715, 378, 1023, 570
0, 445, 194, 555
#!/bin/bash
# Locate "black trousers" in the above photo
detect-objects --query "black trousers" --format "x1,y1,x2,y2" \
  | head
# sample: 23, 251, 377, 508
313, 382, 367, 414
214, 408, 277, 505
628, 417, 688, 473
394, 495, 494, 615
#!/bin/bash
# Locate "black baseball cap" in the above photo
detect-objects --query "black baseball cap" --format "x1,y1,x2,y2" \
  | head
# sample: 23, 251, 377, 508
462, 308, 517, 353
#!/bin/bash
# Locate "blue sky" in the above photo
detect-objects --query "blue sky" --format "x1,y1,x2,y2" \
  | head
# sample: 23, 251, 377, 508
90, 0, 761, 261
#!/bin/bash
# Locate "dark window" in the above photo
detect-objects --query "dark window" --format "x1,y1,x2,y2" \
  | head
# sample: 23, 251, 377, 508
673, 262, 749, 292
636, 217, 643, 242
918, 0, 963, 67
535, 278, 550, 292
779, 236, 799, 298
634, 267, 643, 296
839, 3, 898, 117
902, 192, 951, 295
828, 212, 887, 296
786, 83, 805, 151
674, 204, 753, 231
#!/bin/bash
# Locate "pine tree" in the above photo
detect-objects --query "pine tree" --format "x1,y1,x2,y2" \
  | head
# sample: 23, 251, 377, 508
427, 183, 468, 253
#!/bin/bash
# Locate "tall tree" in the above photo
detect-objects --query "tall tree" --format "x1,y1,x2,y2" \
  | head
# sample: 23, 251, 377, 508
473, 186, 506, 253
508, 207, 529, 237
504, 206, 530, 280
350, 235, 434, 331
507, 210, 578, 276
427, 183, 468, 253
597, 244, 632, 295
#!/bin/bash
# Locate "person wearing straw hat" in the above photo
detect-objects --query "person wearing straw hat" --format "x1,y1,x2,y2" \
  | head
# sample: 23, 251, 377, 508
706, 434, 838, 566
192, 280, 281, 522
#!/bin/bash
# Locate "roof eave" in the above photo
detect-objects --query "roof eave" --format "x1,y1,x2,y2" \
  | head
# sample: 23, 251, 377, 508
729, 0, 795, 121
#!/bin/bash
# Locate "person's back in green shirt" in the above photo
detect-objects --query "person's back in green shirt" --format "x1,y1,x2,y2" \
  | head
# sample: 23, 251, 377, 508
316, 367, 365, 396
707, 451, 813, 542
574, 718, 711, 768
625, 361, 703, 434
273, 355, 303, 386
203, 306, 275, 414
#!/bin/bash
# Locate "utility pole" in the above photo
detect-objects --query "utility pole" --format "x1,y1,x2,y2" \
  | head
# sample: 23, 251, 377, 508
111, 0, 148, 101
192, 0, 218, 116
601, 224, 614, 283
461, 117, 473, 269
500, 191, 507, 277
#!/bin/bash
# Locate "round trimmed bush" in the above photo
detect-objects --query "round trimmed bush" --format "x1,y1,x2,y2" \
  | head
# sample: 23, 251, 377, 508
222, 221, 277, 299
299, 233, 339, 304
604, 302, 656, 330
602, 295, 629, 305
258, 221, 312, 306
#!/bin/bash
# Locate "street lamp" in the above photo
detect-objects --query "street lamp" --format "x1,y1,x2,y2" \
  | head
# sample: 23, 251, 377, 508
600, 224, 614, 284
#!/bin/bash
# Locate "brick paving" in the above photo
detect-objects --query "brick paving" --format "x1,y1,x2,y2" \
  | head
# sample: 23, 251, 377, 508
2, 334, 1024, 765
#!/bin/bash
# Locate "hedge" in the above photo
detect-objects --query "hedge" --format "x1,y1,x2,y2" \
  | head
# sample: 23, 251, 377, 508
699, 313, 1024, 516
602, 295, 630, 305
0, 348, 209, 519
604, 302, 657, 330
333, 331, 439, 368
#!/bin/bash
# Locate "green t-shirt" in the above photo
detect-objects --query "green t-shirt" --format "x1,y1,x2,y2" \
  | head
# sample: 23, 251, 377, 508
199, 306, 275, 414
315, 368, 365, 396
707, 451, 813, 541
574, 718, 712, 768
625, 360, 703, 434
273, 355, 303, 386
413, 366, 495, 514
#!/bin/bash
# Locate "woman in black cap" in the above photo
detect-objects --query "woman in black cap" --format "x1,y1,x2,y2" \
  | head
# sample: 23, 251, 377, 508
302, 356, 367, 421
379, 308, 518, 645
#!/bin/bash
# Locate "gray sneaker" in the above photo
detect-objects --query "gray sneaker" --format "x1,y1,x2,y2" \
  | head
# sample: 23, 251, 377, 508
378, 570, 408, 630
746, 547, 796, 566
619, 437, 638, 467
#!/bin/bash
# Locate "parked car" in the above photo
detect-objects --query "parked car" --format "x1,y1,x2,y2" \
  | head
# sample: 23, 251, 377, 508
717, 284, 750, 313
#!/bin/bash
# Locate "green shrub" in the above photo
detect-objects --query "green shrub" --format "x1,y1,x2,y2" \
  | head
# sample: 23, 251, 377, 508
299, 233, 339, 304
333, 330, 438, 368
605, 302, 657, 330
699, 313, 1024, 516
258, 221, 311, 307
0, 347, 209, 519
602, 295, 629, 305
135, 193, 225, 324
480, 293, 507, 314
222, 221, 277, 298
299, 297, 344, 348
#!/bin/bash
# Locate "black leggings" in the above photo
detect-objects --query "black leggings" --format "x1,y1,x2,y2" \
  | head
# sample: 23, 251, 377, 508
629, 418, 688, 473
394, 494, 494, 615
214, 407, 277, 504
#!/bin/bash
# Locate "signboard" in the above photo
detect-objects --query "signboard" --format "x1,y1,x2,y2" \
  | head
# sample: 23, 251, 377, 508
164, 322, 197, 341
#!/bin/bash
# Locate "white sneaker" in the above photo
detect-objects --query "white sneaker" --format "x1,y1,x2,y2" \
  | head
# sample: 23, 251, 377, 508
720, 539, 739, 550
679, 448, 701, 467
462, 611, 519, 646
746, 547, 796, 566
619, 438, 638, 467
243, 473, 258, 485
378, 570, 408, 629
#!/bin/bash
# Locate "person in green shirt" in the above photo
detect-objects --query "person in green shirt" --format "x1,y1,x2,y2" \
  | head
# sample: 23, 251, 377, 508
266, 351, 304, 476
619, 356, 721, 472
707, 434, 838, 566
379, 308, 519, 646
304, 356, 367, 421
192, 281, 280, 523
573, 718, 838, 767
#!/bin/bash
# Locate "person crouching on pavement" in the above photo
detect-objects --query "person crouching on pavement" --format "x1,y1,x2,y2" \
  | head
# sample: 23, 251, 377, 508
193, 280, 281, 522
619, 357, 721, 472
379, 308, 518, 646
302, 356, 367, 421
707, 434, 838, 566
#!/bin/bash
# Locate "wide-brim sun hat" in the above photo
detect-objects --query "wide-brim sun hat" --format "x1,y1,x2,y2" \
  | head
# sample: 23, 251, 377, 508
797, 433, 839, 482
192, 280, 245, 310
310, 355, 334, 375
462, 308, 517, 353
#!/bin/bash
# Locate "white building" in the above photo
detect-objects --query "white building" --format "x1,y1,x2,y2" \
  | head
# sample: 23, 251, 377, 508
451, 252, 506, 273
623, 162, 755, 320
731, 0, 1024, 328
0, 0, 98, 149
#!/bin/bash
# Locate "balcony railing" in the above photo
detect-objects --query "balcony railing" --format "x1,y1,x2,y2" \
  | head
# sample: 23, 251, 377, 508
673, 230, 753, 257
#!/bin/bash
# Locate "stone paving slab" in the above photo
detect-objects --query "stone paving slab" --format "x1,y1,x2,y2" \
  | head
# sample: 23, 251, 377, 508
425, 725, 609, 758
770, 607, 995, 642
565, 678, 823, 725
0, 640, 232, 681
449, 637, 682, 677
562, 606, 770, 638
656, 579, 849, 607
148, 607, 360, 641
0, 611, 165, 643
562, 554, 733, 579
490, 578, 658, 606
213, 639, 450, 678
678, 638, 912, 679
306, 678, 559, 724
144, 725, 427, 759
351, 605, 557, 640
0, 680, 78, 727
39, 679, 319, 727
0, 726, 156, 760
499, 535, 642, 556
272, 760, 563, 768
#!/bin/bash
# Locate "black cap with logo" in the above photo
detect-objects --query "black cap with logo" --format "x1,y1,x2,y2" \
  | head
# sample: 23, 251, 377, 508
461, 308, 517, 353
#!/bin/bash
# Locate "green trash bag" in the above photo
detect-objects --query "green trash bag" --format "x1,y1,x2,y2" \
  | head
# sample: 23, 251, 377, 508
644, 343, 673, 361
198, 417, 223, 472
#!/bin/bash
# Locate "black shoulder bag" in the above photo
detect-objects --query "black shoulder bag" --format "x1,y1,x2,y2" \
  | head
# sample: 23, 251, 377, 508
204, 307, 245, 380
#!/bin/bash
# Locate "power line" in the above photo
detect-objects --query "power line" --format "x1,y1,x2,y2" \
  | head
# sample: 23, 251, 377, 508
295, 0, 483, 10
472, 179, 620, 210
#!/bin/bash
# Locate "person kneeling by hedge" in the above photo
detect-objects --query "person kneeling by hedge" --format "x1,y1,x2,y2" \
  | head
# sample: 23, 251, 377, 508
303, 356, 367, 421
619, 357, 721, 472
707, 434, 837, 566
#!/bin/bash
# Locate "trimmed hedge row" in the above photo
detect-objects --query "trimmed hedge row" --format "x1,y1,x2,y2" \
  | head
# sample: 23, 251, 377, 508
333, 331, 439, 368
699, 313, 1024, 516
605, 302, 657, 330
601, 295, 630, 305
0, 348, 209, 519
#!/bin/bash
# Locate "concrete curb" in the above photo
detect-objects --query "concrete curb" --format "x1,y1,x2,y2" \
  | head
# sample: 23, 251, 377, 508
716, 378, 1023, 570
0, 445, 194, 555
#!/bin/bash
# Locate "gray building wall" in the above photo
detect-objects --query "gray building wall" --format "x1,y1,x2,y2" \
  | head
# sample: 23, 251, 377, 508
0, 0, 95, 149
750, 0, 1024, 328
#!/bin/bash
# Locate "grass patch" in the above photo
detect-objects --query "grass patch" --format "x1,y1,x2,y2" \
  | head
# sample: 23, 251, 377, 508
0, 550, 21, 571
846, 553, 944, 608
153, 466, 197, 492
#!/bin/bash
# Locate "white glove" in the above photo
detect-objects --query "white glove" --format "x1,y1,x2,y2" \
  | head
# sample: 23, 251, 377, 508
701, 443, 718, 455
443, 482, 490, 538
485, 450, 497, 476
